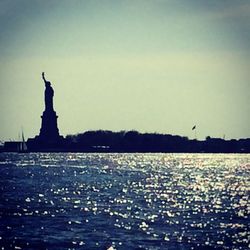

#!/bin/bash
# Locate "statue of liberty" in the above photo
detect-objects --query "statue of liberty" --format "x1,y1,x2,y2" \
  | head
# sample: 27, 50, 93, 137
42, 72, 54, 111
26, 72, 63, 150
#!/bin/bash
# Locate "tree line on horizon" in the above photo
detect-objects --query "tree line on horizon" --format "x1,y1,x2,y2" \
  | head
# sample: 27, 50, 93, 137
64, 130, 250, 153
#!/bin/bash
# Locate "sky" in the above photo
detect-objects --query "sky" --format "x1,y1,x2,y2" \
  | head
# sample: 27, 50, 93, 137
0, 0, 249, 141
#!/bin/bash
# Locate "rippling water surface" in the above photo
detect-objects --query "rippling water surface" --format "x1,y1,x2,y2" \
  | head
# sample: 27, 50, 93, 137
0, 153, 249, 249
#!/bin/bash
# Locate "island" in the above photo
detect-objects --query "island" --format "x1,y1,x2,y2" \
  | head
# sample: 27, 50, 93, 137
2, 73, 250, 153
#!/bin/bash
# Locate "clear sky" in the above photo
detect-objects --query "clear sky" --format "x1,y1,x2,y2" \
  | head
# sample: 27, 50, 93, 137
0, 0, 249, 141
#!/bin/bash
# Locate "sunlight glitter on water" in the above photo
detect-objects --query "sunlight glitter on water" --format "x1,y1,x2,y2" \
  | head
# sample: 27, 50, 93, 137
0, 153, 249, 249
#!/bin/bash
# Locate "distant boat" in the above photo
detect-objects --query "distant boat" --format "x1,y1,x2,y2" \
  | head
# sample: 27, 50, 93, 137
19, 131, 28, 153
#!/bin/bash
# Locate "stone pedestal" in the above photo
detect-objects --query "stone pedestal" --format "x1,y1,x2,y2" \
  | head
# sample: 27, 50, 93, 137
39, 110, 60, 141
27, 109, 64, 151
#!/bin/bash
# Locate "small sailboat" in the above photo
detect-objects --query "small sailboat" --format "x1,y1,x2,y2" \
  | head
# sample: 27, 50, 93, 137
19, 130, 28, 153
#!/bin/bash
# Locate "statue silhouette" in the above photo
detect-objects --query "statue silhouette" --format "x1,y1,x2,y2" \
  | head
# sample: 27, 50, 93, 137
26, 72, 65, 151
38, 72, 60, 140
42, 72, 54, 111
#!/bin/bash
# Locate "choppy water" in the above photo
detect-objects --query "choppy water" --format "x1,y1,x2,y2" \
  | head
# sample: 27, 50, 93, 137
0, 153, 249, 250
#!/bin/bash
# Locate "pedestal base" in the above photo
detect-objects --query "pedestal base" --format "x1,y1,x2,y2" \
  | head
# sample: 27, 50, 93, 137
27, 135, 65, 152
39, 109, 60, 140
27, 109, 65, 151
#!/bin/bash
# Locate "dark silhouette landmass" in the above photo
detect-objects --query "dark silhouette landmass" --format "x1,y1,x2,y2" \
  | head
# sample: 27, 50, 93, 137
59, 130, 249, 153
3, 129, 250, 152
2, 73, 250, 153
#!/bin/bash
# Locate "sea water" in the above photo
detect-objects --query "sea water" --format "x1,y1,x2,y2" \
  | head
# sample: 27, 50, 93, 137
0, 153, 249, 250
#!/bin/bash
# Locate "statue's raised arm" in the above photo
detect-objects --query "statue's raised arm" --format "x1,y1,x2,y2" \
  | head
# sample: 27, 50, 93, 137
42, 72, 47, 84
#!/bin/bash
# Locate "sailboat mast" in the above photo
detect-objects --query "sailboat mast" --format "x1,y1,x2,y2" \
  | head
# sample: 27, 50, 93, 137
20, 129, 28, 152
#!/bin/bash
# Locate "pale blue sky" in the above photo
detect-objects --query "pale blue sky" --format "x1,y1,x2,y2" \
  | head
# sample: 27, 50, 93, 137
0, 0, 249, 141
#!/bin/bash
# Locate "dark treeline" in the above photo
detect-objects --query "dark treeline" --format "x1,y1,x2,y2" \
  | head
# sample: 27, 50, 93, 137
63, 130, 250, 153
